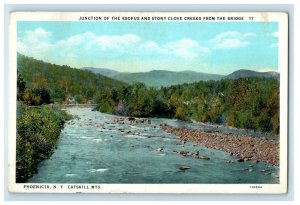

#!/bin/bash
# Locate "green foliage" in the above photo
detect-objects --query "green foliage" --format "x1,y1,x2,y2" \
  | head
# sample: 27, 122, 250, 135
208, 96, 224, 124
32, 88, 52, 104
18, 54, 126, 103
232, 111, 257, 130
271, 112, 280, 134
18, 53, 279, 134
17, 73, 26, 100
97, 100, 115, 114
16, 135, 34, 182
258, 115, 273, 133
93, 77, 279, 134
16, 106, 72, 182
74, 95, 85, 104
18, 73, 53, 106
175, 106, 188, 121
127, 82, 155, 117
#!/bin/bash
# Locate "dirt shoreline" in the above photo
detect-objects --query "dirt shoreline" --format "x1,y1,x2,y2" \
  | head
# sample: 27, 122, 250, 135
160, 125, 279, 166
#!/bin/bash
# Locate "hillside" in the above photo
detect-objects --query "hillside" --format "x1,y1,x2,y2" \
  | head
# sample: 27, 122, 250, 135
82, 67, 120, 77
17, 54, 127, 103
113, 70, 224, 87
225, 69, 279, 80
81, 67, 279, 87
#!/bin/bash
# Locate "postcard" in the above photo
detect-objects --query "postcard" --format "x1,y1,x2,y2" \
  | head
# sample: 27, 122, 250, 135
8, 12, 288, 193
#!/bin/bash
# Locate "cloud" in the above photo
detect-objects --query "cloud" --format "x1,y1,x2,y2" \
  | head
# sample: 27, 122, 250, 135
18, 28, 210, 64
17, 28, 54, 59
257, 68, 277, 73
139, 38, 210, 59
55, 32, 141, 51
140, 40, 161, 51
24, 28, 52, 42
163, 38, 203, 58
93, 34, 141, 50
210, 31, 255, 49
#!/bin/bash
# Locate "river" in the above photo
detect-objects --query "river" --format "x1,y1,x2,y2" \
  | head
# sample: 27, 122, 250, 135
28, 107, 279, 184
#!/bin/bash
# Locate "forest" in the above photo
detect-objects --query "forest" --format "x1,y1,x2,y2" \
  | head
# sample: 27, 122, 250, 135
17, 54, 126, 104
95, 79, 279, 134
18, 53, 279, 135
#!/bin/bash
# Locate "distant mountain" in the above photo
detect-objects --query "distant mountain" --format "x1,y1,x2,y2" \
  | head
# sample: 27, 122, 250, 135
81, 67, 279, 87
225, 69, 279, 80
112, 70, 224, 87
82, 67, 120, 77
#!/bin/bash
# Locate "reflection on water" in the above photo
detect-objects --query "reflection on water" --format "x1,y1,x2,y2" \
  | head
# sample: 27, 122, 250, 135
28, 108, 279, 184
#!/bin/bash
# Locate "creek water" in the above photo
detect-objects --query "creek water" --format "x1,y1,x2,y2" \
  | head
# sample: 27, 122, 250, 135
28, 107, 279, 184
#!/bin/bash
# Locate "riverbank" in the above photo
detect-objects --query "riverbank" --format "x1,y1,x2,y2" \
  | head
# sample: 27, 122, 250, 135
17, 103, 73, 182
160, 124, 279, 166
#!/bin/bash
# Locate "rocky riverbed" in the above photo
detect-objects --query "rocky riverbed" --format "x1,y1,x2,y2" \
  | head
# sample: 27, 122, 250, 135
28, 108, 279, 184
160, 125, 279, 166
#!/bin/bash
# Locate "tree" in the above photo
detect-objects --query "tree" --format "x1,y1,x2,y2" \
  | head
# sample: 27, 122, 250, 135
32, 88, 52, 104
209, 96, 224, 124
17, 73, 26, 100
127, 82, 154, 117
22, 89, 40, 106
175, 106, 188, 121
259, 115, 273, 132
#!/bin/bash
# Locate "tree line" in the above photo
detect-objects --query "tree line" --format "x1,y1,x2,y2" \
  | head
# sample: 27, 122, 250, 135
18, 54, 279, 134
95, 78, 279, 134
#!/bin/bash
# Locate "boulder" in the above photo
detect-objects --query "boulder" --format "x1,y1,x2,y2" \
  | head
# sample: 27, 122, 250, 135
179, 151, 189, 156
128, 117, 135, 121
197, 155, 210, 160
156, 147, 164, 152
178, 166, 190, 171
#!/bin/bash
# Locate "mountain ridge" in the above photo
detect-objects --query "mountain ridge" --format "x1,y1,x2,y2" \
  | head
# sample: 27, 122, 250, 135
224, 69, 279, 80
83, 67, 279, 87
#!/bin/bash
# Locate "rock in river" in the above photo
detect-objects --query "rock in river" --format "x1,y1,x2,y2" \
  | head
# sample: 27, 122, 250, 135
196, 155, 210, 160
178, 166, 190, 171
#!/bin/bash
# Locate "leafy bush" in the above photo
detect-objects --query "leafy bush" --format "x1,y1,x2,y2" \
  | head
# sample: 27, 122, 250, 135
74, 95, 85, 104
97, 100, 115, 114
16, 106, 72, 182
21, 88, 52, 106
32, 88, 52, 104
271, 112, 280, 134
259, 115, 273, 133
175, 107, 188, 121
226, 114, 235, 127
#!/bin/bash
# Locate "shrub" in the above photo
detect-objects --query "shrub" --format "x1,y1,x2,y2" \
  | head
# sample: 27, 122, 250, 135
258, 115, 273, 133
74, 95, 85, 104
175, 107, 188, 121
98, 101, 115, 114
271, 112, 280, 134
231, 111, 257, 130
226, 114, 235, 127
32, 88, 52, 104
16, 135, 34, 183
16, 106, 72, 182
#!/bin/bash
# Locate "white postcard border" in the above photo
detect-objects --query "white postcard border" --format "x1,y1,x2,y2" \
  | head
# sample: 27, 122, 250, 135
8, 12, 288, 194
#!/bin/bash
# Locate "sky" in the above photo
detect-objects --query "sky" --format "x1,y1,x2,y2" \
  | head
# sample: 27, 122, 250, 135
17, 21, 278, 75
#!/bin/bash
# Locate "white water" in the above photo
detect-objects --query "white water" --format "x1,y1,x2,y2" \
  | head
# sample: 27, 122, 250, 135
28, 108, 279, 184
